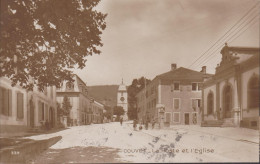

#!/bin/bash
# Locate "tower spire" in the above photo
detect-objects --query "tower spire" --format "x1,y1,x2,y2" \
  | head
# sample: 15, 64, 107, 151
122, 78, 123, 84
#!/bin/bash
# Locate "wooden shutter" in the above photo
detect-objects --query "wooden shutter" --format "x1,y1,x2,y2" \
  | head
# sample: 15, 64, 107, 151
17, 92, 24, 119
38, 100, 42, 122
8, 90, 12, 116
45, 104, 48, 120
0, 87, 3, 114
3, 88, 9, 115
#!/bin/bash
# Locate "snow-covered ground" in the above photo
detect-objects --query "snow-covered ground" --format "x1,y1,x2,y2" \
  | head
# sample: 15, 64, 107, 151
25, 122, 259, 163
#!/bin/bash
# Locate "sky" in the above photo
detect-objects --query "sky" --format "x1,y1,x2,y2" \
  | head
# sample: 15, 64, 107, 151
73, 0, 259, 86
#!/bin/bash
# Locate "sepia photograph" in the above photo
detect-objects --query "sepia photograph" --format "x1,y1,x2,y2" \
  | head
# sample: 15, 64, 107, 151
0, 0, 259, 163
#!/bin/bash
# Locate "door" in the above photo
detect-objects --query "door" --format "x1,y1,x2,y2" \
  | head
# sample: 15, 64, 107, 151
184, 113, 189, 125
223, 85, 232, 118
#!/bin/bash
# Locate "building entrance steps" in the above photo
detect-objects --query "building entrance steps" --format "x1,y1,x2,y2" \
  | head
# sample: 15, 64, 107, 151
201, 118, 236, 127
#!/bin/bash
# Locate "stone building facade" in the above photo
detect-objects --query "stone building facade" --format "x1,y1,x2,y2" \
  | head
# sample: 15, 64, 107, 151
0, 77, 57, 133
56, 75, 91, 126
202, 44, 259, 129
136, 64, 211, 125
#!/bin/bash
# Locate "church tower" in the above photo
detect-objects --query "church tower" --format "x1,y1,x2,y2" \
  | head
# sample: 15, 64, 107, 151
117, 79, 128, 120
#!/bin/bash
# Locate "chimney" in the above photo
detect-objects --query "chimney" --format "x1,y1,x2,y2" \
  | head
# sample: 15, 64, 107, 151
201, 66, 206, 74
171, 63, 177, 71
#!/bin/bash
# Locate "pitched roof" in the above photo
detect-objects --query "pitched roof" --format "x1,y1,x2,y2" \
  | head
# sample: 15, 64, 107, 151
155, 67, 210, 81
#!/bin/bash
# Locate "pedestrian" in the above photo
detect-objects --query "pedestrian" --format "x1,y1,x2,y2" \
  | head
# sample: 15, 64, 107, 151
139, 124, 143, 130
145, 121, 148, 130
120, 117, 123, 126
133, 119, 137, 130
152, 119, 155, 129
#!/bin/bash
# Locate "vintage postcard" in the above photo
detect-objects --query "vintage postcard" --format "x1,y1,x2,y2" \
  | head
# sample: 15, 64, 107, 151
0, 0, 259, 163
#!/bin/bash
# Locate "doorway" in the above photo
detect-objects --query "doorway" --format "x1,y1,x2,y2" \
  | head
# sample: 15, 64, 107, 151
223, 85, 232, 118
184, 113, 189, 125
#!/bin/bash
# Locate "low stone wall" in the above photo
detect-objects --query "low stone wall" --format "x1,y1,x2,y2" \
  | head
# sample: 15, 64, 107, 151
0, 136, 62, 163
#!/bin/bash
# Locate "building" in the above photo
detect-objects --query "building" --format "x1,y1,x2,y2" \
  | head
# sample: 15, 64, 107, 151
136, 64, 211, 125
0, 77, 57, 133
92, 100, 105, 124
117, 79, 128, 120
202, 44, 259, 129
56, 75, 91, 126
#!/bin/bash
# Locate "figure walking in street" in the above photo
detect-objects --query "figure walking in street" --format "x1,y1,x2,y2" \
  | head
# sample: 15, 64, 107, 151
145, 120, 148, 130
139, 124, 143, 130
133, 119, 137, 130
120, 116, 123, 126
152, 119, 155, 129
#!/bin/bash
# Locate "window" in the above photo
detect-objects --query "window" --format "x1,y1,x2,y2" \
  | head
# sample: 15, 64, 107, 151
17, 92, 24, 119
173, 98, 180, 110
192, 99, 201, 111
0, 87, 12, 116
192, 83, 202, 91
247, 76, 259, 108
192, 83, 197, 91
174, 82, 180, 91
173, 112, 180, 123
38, 101, 45, 122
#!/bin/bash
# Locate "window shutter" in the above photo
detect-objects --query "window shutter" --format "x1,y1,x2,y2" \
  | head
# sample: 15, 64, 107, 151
3, 88, 9, 115
17, 92, 24, 119
45, 104, 48, 120
8, 90, 12, 116
38, 101, 42, 122
0, 87, 3, 114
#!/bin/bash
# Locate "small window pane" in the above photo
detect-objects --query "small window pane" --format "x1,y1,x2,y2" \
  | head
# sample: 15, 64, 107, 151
174, 83, 179, 90
192, 83, 197, 91
174, 99, 179, 109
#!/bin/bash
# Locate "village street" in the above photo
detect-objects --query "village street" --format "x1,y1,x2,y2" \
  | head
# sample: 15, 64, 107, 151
26, 122, 259, 163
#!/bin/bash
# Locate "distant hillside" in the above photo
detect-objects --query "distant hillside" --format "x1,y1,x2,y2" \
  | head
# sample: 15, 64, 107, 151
87, 85, 119, 107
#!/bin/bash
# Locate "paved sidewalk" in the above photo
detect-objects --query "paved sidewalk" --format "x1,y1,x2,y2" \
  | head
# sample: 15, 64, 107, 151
0, 127, 68, 138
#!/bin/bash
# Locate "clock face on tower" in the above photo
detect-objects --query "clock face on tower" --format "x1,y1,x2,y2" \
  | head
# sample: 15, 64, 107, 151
120, 97, 125, 102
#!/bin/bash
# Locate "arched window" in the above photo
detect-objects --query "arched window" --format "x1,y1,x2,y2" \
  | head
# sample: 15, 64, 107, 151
207, 92, 214, 115
248, 75, 259, 108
